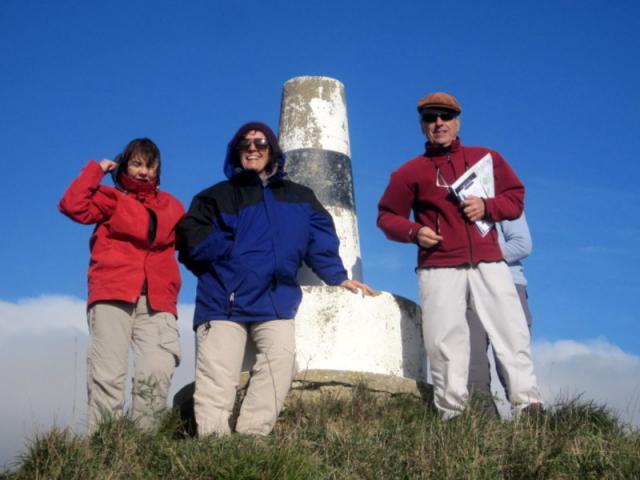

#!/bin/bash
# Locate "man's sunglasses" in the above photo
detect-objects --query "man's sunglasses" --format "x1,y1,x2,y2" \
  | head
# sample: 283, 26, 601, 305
421, 111, 458, 123
237, 138, 270, 151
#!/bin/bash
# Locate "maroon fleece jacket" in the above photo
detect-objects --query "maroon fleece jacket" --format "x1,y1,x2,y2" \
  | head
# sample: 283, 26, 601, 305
377, 138, 524, 269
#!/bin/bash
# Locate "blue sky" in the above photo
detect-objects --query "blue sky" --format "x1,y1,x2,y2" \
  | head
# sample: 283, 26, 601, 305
1, 0, 639, 467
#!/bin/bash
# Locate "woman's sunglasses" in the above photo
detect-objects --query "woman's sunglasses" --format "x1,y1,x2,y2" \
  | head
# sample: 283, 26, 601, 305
237, 138, 270, 151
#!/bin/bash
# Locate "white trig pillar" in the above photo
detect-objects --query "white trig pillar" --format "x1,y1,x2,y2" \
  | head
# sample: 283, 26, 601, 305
274, 76, 426, 384
279, 76, 362, 284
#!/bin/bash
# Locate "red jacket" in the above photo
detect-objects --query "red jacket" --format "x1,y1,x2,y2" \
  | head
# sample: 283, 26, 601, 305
377, 138, 524, 268
59, 161, 185, 315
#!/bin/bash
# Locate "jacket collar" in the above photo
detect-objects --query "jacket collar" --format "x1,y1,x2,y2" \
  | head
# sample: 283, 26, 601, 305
424, 137, 462, 157
118, 173, 158, 201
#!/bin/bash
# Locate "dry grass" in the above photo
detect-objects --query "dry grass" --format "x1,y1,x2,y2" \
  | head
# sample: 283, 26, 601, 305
3, 386, 639, 479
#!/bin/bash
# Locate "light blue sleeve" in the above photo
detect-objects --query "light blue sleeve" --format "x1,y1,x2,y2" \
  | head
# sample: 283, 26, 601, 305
498, 212, 532, 264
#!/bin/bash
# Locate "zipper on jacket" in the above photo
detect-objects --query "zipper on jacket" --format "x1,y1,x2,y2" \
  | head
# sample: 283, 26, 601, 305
447, 152, 476, 264
228, 291, 235, 318
141, 207, 157, 302
456, 150, 475, 264
262, 185, 279, 294
464, 218, 474, 264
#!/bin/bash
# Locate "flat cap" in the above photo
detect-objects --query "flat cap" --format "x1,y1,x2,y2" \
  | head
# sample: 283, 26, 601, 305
416, 92, 462, 113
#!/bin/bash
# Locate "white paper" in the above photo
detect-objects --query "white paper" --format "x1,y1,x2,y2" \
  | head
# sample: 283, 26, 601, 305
450, 153, 495, 236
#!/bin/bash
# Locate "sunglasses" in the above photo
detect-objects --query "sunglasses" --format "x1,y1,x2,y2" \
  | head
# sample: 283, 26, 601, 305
421, 111, 458, 123
237, 138, 270, 151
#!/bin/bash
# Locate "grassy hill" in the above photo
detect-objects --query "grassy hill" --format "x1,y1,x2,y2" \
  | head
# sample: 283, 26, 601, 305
2, 386, 639, 479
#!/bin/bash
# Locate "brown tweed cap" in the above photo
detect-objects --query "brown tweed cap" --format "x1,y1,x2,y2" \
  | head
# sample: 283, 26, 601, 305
416, 92, 462, 114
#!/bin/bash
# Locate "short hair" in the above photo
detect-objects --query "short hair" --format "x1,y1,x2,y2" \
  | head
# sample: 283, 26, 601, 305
114, 138, 162, 185
121, 138, 160, 167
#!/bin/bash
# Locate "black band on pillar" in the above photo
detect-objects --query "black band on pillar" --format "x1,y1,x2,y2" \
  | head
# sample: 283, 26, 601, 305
284, 148, 355, 211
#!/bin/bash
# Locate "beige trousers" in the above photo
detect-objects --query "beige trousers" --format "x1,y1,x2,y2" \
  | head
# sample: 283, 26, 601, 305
418, 262, 542, 419
194, 319, 296, 437
86, 296, 181, 432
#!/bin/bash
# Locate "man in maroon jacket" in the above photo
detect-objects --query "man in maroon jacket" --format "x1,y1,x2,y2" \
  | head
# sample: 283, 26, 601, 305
377, 92, 543, 419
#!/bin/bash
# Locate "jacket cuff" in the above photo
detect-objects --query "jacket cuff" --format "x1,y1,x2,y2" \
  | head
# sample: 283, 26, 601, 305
325, 270, 349, 286
408, 223, 422, 243
481, 198, 490, 221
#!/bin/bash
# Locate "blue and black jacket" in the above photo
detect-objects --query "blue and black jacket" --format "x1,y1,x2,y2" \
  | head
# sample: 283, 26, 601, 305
178, 125, 348, 329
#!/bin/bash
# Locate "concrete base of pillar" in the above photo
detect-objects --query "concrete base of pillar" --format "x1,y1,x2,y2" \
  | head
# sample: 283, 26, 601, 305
289, 369, 433, 402
237, 286, 426, 381
291, 286, 426, 380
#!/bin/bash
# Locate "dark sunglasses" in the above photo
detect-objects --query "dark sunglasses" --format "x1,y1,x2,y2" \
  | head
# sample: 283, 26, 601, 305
421, 111, 458, 123
237, 138, 270, 151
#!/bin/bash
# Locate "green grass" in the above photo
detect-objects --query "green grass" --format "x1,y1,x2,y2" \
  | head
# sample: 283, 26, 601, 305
3, 387, 639, 479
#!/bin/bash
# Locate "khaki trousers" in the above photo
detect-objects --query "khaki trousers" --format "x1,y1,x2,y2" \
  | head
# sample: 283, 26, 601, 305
418, 262, 542, 419
467, 283, 532, 402
86, 296, 181, 432
194, 319, 296, 437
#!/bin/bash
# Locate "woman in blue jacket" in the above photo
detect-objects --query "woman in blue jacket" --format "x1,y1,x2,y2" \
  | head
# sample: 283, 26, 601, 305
179, 121, 371, 437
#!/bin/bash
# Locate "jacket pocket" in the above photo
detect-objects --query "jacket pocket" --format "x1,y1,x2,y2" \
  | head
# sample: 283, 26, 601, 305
226, 267, 250, 316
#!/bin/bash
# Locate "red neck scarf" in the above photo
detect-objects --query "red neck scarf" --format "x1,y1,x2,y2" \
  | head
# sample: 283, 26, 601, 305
119, 174, 158, 202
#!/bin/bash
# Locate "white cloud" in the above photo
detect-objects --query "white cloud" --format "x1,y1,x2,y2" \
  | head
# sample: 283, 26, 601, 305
1, 296, 639, 468
532, 339, 640, 425
0, 296, 195, 337
0, 295, 196, 470
489, 338, 640, 426
0, 295, 87, 335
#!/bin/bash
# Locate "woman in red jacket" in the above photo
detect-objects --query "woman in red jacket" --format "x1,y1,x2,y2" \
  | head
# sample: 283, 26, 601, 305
59, 138, 185, 432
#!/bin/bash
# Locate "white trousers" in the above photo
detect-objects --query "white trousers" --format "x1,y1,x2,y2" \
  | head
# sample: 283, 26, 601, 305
194, 319, 296, 437
86, 296, 181, 432
418, 262, 542, 418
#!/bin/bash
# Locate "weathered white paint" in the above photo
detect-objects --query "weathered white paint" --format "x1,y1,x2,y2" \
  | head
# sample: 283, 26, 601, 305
271, 76, 425, 384
296, 205, 362, 284
279, 76, 351, 157
243, 286, 427, 382
279, 76, 362, 282
296, 286, 427, 380
325, 205, 361, 277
